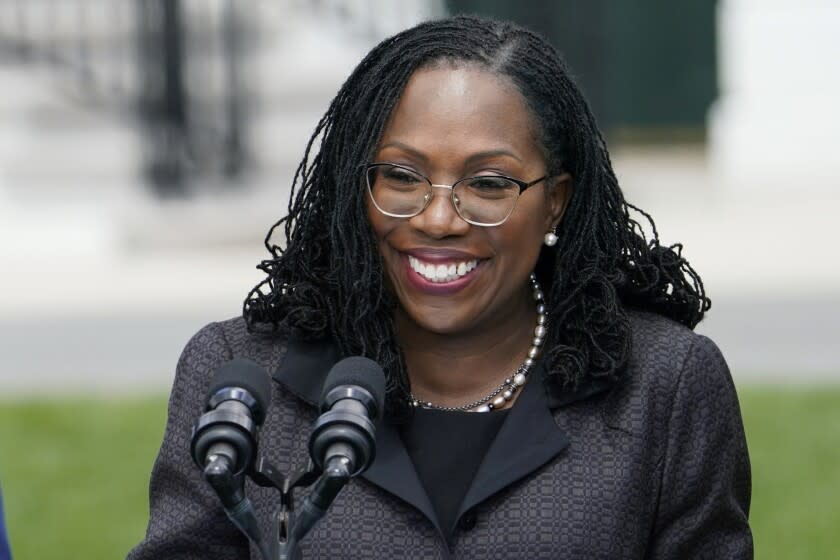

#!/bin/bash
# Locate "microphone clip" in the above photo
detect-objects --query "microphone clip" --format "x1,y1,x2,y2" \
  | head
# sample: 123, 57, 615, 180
250, 455, 347, 560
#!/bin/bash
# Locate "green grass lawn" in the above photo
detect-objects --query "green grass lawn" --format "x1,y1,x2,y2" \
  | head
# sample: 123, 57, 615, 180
1, 385, 838, 559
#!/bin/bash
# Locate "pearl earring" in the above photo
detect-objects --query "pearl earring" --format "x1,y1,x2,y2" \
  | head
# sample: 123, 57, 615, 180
543, 229, 558, 247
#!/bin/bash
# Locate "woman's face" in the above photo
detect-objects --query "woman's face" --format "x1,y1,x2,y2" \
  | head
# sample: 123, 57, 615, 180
366, 65, 570, 336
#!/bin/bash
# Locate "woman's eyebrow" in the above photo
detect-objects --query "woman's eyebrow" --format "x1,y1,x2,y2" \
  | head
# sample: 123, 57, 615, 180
378, 142, 522, 165
464, 149, 523, 165
378, 141, 428, 162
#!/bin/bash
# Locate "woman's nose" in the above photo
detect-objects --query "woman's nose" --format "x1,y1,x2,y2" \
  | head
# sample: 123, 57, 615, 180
408, 185, 470, 238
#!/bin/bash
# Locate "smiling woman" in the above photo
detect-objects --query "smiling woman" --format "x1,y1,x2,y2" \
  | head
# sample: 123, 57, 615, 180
129, 15, 752, 560
366, 65, 568, 408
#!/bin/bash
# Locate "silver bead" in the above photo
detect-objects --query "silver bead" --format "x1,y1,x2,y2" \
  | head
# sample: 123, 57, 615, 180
492, 396, 506, 408
537, 303, 546, 314
524, 358, 534, 367
528, 347, 539, 359
533, 290, 544, 301
503, 390, 513, 400
476, 405, 490, 412
514, 373, 527, 386
537, 314, 547, 325
505, 377, 513, 385
532, 337, 543, 347
534, 325, 547, 338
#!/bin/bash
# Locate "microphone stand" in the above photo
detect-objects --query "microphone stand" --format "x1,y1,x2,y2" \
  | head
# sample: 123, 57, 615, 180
198, 427, 362, 560
267, 456, 351, 560
203, 453, 272, 560
229, 454, 351, 560
196, 367, 380, 559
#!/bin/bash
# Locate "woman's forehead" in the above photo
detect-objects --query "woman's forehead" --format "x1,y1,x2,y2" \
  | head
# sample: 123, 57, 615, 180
376, 66, 542, 166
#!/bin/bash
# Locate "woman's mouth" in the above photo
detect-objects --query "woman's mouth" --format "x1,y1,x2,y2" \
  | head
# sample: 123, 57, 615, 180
407, 255, 479, 283
402, 253, 483, 294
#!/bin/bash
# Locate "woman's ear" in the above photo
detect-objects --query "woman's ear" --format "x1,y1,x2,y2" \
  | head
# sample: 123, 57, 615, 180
544, 172, 573, 230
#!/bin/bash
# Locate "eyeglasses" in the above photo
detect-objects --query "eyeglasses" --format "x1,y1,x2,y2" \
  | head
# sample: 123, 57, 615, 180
364, 163, 548, 227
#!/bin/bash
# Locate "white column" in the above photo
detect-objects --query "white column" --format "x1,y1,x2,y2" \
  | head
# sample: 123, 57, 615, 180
708, 0, 840, 191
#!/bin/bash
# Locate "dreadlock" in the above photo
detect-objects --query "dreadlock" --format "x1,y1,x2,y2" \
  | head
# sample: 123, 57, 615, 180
243, 15, 710, 417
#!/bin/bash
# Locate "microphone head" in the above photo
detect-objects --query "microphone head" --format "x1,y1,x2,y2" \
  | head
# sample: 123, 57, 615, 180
321, 357, 386, 420
207, 359, 272, 424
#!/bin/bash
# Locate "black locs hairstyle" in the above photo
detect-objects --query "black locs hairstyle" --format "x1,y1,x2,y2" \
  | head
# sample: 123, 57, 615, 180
243, 16, 710, 415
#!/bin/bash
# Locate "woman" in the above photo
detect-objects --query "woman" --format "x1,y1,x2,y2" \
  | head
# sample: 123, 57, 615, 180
129, 16, 752, 559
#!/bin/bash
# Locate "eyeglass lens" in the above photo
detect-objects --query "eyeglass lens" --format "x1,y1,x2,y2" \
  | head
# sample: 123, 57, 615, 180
367, 164, 519, 225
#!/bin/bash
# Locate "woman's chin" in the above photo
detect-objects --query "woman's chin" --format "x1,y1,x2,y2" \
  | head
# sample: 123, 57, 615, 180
396, 304, 475, 337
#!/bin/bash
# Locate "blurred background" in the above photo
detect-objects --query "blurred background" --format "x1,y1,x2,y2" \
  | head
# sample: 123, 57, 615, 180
0, 0, 838, 558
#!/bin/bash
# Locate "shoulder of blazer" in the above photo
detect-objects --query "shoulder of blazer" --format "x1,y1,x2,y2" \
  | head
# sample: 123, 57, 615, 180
600, 310, 717, 439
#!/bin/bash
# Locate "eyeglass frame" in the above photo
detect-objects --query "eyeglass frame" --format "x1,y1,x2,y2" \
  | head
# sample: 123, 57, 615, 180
362, 162, 550, 227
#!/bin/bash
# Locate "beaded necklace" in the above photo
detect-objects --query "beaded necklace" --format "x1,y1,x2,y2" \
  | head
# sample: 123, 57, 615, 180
407, 274, 547, 412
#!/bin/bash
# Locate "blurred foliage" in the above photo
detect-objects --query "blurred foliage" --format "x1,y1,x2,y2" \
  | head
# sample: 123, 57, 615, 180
0, 386, 838, 559
0, 398, 167, 559
739, 385, 840, 559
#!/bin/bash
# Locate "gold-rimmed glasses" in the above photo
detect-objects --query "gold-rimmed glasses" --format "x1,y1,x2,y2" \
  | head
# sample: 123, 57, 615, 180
364, 163, 548, 227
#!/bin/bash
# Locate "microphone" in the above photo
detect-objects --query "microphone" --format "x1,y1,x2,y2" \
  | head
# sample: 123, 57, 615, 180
190, 359, 272, 560
308, 356, 386, 477
191, 358, 272, 479
276, 357, 385, 556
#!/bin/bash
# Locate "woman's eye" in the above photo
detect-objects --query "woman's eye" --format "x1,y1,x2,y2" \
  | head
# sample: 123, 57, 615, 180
383, 168, 421, 184
468, 177, 514, 190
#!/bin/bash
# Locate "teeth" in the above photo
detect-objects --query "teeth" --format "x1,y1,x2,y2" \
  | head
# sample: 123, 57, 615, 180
408, 256, 479, 283
435, 264, 447, 280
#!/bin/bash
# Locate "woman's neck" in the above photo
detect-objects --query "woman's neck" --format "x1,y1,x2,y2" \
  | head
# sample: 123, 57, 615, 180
396, 289, 536, 409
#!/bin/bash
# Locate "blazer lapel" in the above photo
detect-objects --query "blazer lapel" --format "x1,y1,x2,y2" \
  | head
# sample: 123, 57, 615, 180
361, 424, 443, 535
272, 336, 617, 537
271, 335, 341, 405
457, 369, 570, 521
272, 337, 443, 534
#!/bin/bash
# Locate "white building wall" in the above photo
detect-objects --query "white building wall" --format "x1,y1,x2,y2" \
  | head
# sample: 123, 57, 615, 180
708, 0, 840, 190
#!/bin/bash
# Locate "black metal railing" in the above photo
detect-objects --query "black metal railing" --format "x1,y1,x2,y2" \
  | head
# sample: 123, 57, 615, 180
0, 0, 252, 195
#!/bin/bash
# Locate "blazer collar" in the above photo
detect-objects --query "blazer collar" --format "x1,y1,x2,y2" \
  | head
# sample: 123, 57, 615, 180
272, 336, 444, 533
272, 336, 616, 537
272, 335, 341, 406
455, 364, 568, 523
272, 336, 616, 410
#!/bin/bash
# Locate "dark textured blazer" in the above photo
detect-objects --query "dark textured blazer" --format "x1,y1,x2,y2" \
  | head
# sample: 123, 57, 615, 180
128, 310, 752, 559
